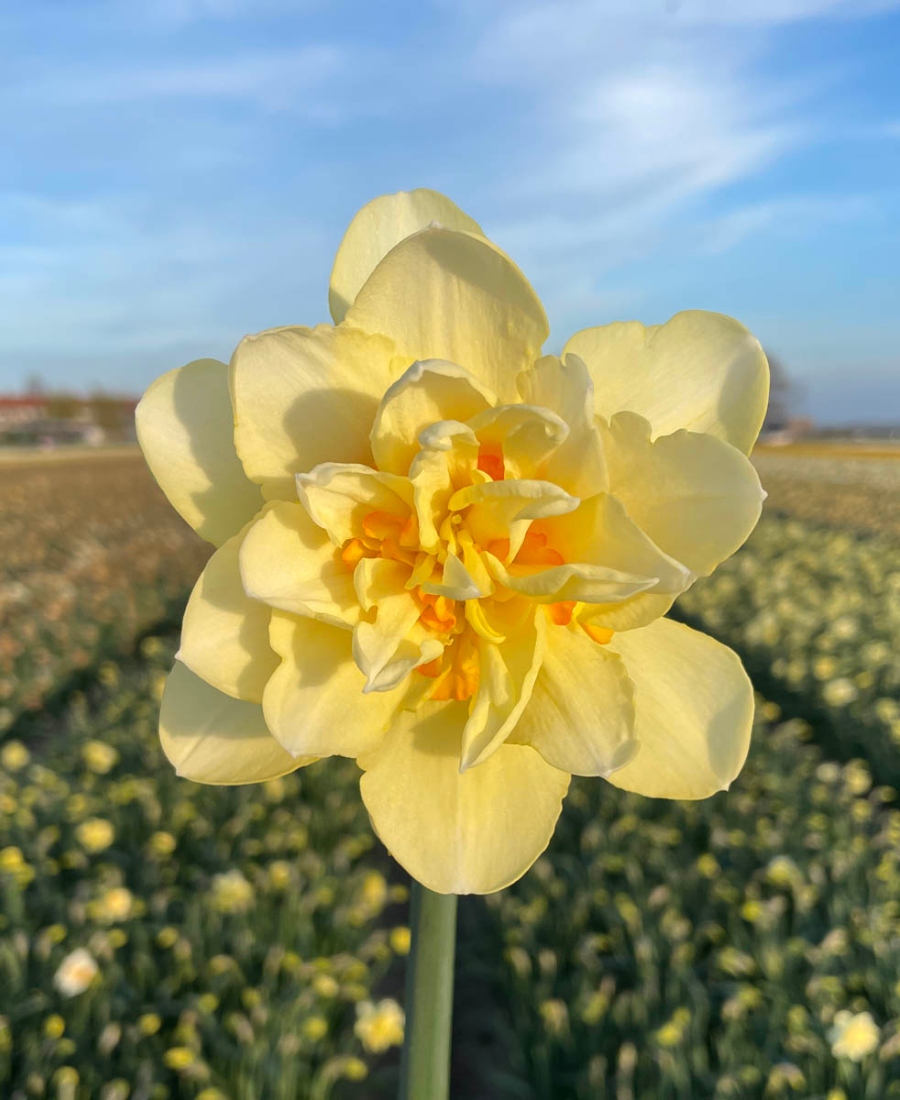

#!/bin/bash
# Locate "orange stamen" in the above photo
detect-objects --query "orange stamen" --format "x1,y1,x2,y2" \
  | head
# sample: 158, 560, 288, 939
477, 448, 505, 481
549, 600, 577, 626
424, 632, 480, 701
416, 589, 457, 632
340, 538, 369, 571
381, 538, 417, 566
398, 514, 420, 548
516, 530, 564, 567
582, 623, 614, 645
362, 510, 405, 541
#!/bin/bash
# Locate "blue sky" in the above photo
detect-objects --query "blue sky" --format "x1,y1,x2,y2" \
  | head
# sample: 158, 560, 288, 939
2, 0, 898, 424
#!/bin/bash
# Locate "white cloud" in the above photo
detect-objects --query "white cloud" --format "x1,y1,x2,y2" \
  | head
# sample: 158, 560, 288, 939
698, 194, 876, 253
14, 46, 350, 113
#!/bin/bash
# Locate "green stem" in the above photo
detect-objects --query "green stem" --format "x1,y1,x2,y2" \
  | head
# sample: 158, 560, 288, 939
398, 881, 458, 1100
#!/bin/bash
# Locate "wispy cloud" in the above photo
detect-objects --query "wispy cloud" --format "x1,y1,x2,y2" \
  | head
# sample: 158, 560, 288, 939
697, 194, 877, 253
11, 46, 353, 113
1, 0, 897, 421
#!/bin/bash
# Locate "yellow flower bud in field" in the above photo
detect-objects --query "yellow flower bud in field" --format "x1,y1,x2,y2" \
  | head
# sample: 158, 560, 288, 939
354, 999, 405, 1052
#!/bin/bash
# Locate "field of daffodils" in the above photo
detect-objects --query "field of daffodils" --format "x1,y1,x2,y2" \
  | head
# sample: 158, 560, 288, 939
1, 446, 898, 1098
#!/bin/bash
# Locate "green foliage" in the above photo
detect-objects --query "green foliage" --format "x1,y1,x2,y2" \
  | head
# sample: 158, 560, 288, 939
482, 710, 900, 1098
0, 640, 408, 1100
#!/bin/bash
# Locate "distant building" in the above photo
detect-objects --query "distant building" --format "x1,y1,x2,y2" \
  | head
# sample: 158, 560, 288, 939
0, 396, 49, 427
0, 394, 138, 447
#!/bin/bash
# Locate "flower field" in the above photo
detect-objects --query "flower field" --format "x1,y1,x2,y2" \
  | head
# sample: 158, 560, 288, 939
1, 636, 410, 1099
679, 457, 900, 785
2, 446, 899, 1098
0, 452, 210, 730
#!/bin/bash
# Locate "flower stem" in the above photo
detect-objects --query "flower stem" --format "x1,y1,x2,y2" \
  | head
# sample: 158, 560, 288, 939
398, 881, 457, 1100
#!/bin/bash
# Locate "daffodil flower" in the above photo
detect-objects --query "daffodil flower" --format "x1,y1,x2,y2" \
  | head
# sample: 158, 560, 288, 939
137, 189, 768, 896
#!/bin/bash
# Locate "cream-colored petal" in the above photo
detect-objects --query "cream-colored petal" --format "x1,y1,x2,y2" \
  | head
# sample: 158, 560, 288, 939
329, 189, 485, 324
353, 558, 443, 692
601, 411, 766, 576
516, 353, 608, 497
420, 551, 483, 601
231, 324, 398, 500
409, 421, 480, 553
485, 553, 655, 605
358, 702, 570, 894
466, 403, 569, 480
345, 226, 549, 402
512, 624, 638, 777
296, 462, 414, 546
239, 501, 359, 628
451, 478, 579, 559
136, 358, 263, 546
564, 311, 769, 455
370, 359, 495, 475
461, 599, 545, 771
177, 522, 278, 703
537, 492, 692, 596
607, 618, 754, 799
264, 611, 398, 758
160, 661, 311, 784
576, 592, 677, 634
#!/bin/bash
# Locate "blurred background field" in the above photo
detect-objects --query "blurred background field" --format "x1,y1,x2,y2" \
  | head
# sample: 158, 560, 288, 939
2, 442, 899, 1099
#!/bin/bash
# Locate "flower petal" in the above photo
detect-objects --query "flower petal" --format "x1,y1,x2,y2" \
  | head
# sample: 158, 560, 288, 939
466, 403, 570, 480
136, 358, 263, 546
450, 478, 579, 559
177, 522, 278, 703
353, 558, 443, 691
358, 702, 570, 894
460, 599, 545, 771
563, 311, 769, 455
329, 189, 484, 323
160, 661, 311, 784
600, 411, 766, 576
408, 420, 480, 553
485, 554, 655, 605
371, 359, 494, 475
239, 501, 359, 628
606, 618, 754, 799
231, 324, 399, 499
420, 551, 483, 601
345, 226, 549, 402
538, 492, 691, 596
263, 611, 399, 758
296, 462, 414, 546
516, 353, 608, 497
512, 622, 637, 776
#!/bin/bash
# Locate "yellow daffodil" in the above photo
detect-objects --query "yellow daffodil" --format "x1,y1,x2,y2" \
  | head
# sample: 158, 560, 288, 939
137, 188, 768, 895
354, 998, 405, 1052
829, 1010, 880, 1061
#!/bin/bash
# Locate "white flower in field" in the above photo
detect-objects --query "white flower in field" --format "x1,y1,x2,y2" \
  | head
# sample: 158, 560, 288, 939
209, 869, 255, 914
832, 615, 859, 640
823, 678, 858, 707
829, 1010, 879, 1061
354, 998, 405, 1053
96, 887, 133, 923
53, 948, 98, 998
